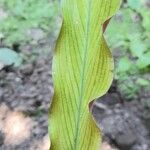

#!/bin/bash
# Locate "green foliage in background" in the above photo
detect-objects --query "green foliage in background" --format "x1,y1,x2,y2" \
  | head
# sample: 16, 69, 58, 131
0, 0, 58, 46
106, 0, 150, 100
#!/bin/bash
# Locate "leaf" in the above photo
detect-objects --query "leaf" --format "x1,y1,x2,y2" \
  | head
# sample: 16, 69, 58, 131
105, 8, 143, 47
137, 78, 149, 86
130, 38, 147, 57
49, 0, 120, 150
140, 8, 150, 31
127, 0, 142, 11
137, 51, 150, 69
117, 57, 132, 72
0, 48, 22, 67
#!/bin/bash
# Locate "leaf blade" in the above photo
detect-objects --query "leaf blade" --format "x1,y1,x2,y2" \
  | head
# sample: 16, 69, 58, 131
49, 0, 120, 149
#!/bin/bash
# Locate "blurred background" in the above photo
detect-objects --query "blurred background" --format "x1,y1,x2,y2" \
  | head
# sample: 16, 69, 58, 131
0, 0, 149, 150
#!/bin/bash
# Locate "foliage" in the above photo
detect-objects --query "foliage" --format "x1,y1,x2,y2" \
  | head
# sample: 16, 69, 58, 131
106, 0, 150, 100
0, 48, 22, 67
49, 0, 120, 149
0, 0, 58, 46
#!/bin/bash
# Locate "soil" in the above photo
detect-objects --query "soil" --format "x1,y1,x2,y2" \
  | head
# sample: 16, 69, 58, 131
0, 40, 54, 150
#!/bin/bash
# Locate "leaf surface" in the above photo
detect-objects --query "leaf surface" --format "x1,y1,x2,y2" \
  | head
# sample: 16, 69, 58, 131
49, 0, 120, 149
0, 48, 22, 67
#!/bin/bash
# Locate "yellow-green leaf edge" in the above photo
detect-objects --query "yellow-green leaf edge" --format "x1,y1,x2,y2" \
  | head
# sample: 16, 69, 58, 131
49, 0, 120, 150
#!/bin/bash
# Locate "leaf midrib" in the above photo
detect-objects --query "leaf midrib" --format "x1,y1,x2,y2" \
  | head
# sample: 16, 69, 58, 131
73, 0, 92, 149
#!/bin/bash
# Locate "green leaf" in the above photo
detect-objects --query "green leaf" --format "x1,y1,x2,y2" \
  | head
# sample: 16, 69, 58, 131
130, 38, 147, 57
140, 8, 150, 31
106, 8, 143, 47
137, 78, 149, 86
128, 0, 142, 11
137, 51, 150, 69
49, 0, 120, 150
0, 48, 22, 67
118, 57, 132, 72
